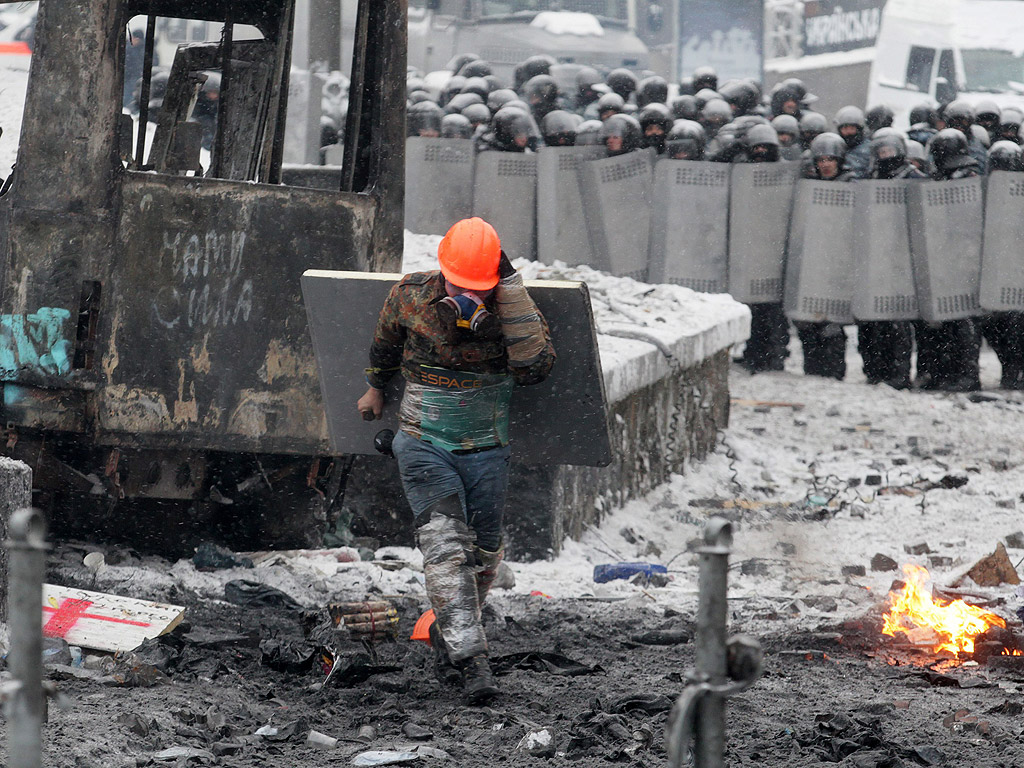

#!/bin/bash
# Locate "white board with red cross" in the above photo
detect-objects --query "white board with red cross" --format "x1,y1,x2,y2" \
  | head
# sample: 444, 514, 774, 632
42, 584, 186, 653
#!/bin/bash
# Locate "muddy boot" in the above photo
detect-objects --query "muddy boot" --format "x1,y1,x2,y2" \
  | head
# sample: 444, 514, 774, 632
474, 540, 504, 606
428, 618, 461, 687
460, 655, 499, 705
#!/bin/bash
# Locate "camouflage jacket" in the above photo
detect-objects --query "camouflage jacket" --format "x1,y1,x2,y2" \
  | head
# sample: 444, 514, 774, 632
366, 271, 555, 389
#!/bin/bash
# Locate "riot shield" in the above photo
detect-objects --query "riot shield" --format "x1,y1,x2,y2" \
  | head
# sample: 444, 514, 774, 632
851, 181, 919, 321
783, 180, 856, 324
472, 151, 537, 261
980, 171, 1024, 312
577, 150, 655, 280
537, 146, 605, 266
907, 177, 983, 323
300, 270, 612, 467
647, 160, 729, 292
727, 162, 799, 304
404, 137, 476, 235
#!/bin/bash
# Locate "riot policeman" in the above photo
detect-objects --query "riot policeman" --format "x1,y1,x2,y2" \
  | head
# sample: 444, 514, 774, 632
487, 89, 518, 115
600, 114, 643, 157
975, 100, 1001, 143
638, 103, 672, 153
595, 92, 625, 122
719, 80, 760, 118
942, 100, 988, 174
475, 106, 536, 153
999, 107, 1024, 143
771, 114, 802, 160
541, 110, 579, 147
914, 128, 982, 391
990, 139, 1024, 171
606, 68, 638, 102
441, 113, 474, 139
834, 106, 870, 178
799, 112, 827, 151
573, 67, 607, 114
408, 101, 444, 138
857, 132, 926, 389
736, 124, 790, 373
575, 119, 604, 146
865, 105, 894, 134
793, 132, 853, 380
692, 66, 718, 92
700, 98, 733, 140
523, 74, 560, 123
664, 120, 706, 160
462, 103, 492, 135
670, 95, 699, 121
636, 76, 669, 108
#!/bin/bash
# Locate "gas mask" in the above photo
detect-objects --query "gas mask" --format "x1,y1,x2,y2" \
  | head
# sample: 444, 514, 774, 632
436, 291, 501, 339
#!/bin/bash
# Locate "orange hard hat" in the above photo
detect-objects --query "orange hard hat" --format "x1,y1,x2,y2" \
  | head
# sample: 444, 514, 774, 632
437, 217, 501, 291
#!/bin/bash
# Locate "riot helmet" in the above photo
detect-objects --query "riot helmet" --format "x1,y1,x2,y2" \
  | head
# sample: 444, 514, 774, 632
458, 59, 492, 79
487, 89, 518, 114
799, 111, 827, 149
606, 68, 638, 100
514, 54, 555, 91
636, 75, 669, 108
461, 103, 492, 131
770, 80, 807, 117
694, 88, 721, 109
692, 66, 717, 92
492, 106, 537, 151
407, 100, 443, 137
441, 76, 467, 106
744, 123, 780, 162
909, 103, 939, 128
869, 131, 908, 178
970, 123, 991, 149
770, 114, 800, 147
989, 140, 1024, 172
865, 105, 894, 133
524, 74, 560, 121
484, 75, 505, 92
407, 77, 426, 96
445, 92, 484, 115
447, 53, 480, 75
975, 100, 1001, 133
700, 98, 732, 137
462, 76, 491, 98
719, 80, 759, 116
669, 95, 699, 121
678, 76, 695, 96
575, 119, 604, 146
834, 105, 866, 148
943, 100, 975, 133
906, 139, 928, 172
638, 103, 672, 152
665, 119, 706, 160
408, 90, 433, 105
930, 127, 972, 172
600, 113, 643, 156
441, 113, 474, 139
810, 132, 847, 179
575, 66, 605, 107
597, 92, 625, 120
999, 107, 1024, 142
541, 110, 579, 147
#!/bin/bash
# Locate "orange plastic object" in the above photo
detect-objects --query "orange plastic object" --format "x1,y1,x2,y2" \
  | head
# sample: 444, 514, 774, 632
437, 217, 501, 291
411, 609, 435, 644
530, 590, 552, 599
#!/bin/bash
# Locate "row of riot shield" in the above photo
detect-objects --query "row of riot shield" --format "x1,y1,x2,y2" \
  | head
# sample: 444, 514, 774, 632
405, 137, 657, 273
406, 137, 1024, 322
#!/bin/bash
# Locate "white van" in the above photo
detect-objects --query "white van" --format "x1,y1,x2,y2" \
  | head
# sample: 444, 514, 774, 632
868, 0, 1024, 126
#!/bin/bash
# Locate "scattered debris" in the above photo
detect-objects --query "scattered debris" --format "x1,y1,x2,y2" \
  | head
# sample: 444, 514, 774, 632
628, 628, 691, 646
593, 562, 667, 583
402, 722, 433, 740
518, 728, 556, 758
352, 751, 420, 766
963, 543, 1021, 587
307, 729, 339, 749
491, 651, 601, 677
841, 565, 866, 577
224, 580, 304, 610
41, 584, 184, 653
329, 600, 400, 641
870, 554, 898, 572
904, 542, 932, 556
152, 747, 216, 762
192, 542, 254, 570
1005, 531, 1024, 549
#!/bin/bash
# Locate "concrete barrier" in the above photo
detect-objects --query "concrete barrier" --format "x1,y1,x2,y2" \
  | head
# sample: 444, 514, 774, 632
0, 457, 32, 622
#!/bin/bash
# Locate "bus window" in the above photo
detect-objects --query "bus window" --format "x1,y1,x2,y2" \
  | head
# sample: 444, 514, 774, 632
905, 45, 935, 92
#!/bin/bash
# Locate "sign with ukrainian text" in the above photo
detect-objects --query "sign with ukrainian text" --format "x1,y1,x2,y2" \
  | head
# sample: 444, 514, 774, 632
802, 0, 886, 56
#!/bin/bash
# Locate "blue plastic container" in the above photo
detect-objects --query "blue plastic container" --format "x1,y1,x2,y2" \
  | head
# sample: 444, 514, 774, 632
593, 562, 668, 583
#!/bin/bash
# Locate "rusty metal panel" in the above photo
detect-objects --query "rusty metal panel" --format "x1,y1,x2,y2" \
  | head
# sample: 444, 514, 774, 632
97, 173, 378, 454
300, 270, 612, 467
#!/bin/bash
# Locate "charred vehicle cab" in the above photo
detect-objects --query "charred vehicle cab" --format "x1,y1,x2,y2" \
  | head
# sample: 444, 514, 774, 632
0, 0, 406, 551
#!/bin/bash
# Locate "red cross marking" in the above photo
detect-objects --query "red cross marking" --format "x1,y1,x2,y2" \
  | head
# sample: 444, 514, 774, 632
42, 599, 152, 638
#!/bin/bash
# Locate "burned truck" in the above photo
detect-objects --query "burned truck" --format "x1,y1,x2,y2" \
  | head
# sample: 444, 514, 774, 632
0, 0, 406, 552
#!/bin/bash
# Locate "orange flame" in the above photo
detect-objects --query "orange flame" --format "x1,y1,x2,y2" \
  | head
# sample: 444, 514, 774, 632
881, 564, 1005, 656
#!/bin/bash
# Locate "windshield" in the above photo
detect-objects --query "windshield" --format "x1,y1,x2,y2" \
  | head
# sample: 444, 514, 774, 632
480, 0, 627, 20
961, 48, 1024, 92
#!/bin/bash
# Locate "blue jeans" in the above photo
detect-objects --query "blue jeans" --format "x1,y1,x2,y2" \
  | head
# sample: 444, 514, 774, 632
392, 429, 511, 551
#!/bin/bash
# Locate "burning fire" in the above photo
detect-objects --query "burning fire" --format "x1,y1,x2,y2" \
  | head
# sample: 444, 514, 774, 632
881, 564, 1005, 657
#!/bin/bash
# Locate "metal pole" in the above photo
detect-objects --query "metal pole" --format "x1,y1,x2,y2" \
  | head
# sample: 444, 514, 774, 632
5, 508, 48, 768
693, 517, 732, 768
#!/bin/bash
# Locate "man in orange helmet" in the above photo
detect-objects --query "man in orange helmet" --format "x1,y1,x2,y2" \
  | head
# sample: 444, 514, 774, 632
357, 217, 555, 704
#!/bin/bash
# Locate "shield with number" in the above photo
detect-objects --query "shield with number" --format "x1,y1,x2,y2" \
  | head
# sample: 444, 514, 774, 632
851, 180, 919, 321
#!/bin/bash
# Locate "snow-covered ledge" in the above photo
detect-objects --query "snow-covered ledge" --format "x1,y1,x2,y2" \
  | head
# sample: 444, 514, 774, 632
338, 235, 751, 561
